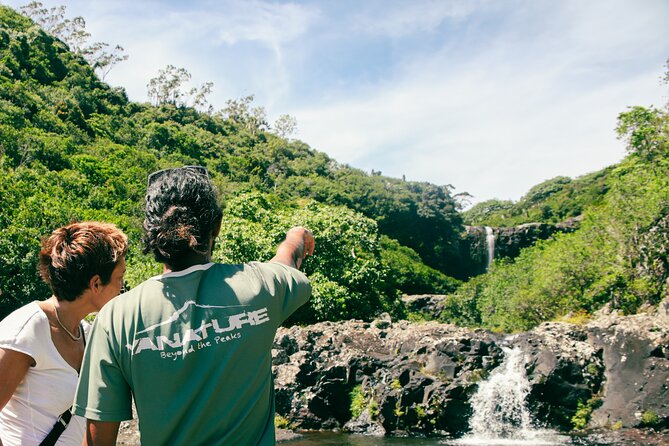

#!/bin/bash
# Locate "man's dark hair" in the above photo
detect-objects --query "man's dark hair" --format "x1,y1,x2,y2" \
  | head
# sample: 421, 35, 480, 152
143, 167, 223, 263
38, 222, 128, 302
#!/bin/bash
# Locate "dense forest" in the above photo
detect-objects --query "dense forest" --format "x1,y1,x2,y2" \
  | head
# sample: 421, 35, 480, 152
0, 5, 462, 322
1, 5, 668, 332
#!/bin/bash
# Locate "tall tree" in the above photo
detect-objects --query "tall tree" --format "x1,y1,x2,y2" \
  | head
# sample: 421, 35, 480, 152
146, 65, 213, 110
19, 1, 128, 78
273, 114, 297, 139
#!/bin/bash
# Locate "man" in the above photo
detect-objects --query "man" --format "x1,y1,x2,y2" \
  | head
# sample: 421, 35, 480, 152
74, 166, 314, 445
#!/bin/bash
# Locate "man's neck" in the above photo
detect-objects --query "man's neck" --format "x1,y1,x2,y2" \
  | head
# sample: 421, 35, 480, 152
163, 253, 211, 274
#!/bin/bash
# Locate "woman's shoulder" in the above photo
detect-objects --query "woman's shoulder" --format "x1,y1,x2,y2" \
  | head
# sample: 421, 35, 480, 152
0, 301, 44, 336
0, 301, 45, 357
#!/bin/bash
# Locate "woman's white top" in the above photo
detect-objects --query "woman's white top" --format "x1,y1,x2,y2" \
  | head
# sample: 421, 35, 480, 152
0, 301, 86, 446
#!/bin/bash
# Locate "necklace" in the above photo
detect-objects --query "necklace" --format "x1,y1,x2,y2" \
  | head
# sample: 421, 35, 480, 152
51, 301, 82, 342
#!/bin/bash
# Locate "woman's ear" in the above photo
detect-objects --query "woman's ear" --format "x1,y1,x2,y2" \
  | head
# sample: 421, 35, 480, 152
89, 274, 102, 294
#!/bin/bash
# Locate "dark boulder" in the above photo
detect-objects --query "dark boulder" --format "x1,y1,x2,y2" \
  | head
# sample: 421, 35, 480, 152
272, 318, 504, 436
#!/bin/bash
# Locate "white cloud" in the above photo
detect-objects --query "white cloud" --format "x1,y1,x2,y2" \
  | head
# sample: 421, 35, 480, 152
209, 1, 319, 47
290, 0, 669, 202
294, 25, 667, 203
351, 0, 488, 37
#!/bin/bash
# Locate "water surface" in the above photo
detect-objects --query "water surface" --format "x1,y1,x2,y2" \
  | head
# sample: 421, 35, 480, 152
282, 432, 608, 446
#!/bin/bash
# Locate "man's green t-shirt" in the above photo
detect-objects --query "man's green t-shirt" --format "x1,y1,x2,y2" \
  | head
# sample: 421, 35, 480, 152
73, 261, 311, 446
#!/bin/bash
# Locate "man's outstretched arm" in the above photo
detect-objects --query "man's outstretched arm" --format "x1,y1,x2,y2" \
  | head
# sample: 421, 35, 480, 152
270, 227, 315, 270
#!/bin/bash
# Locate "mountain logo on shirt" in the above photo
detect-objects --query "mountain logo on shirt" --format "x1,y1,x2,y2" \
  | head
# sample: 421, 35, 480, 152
126, 300, 270, 357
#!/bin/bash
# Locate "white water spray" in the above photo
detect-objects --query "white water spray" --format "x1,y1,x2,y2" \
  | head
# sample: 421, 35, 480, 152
485, 226, 495, 269
452, 347, 569, 446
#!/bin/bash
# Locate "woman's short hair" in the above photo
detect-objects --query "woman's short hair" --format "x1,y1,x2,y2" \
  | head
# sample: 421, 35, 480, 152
143, 166, 222, 263
38, 221, 128, 302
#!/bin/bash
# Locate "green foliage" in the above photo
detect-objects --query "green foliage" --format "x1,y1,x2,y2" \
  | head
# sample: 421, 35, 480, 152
5, 2, 669, 335
463, 199, 514, 226
349, 385, 379, 420
617, 106, 669, 162
610, 421, 623, 430
274, 414, 292, 430
214, 192, 399, 323
277, 166, 466, 278
379, 235, 460, 295
445, 102, 669, 332
572, 399, 598, 430
349, 385, 366, 419
561, 310, 592, 325
415, 405, 426, 419
0, 5, 462, 320
640, 410, 662, 428
464, 169, 612, 227
468, 368, 487, 383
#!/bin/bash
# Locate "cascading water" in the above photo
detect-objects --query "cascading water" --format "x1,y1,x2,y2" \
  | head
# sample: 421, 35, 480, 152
485, 226, 495, 269
453, 346, 569, 446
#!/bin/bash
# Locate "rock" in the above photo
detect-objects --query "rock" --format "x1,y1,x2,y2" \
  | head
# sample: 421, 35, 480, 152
344, 408, 386, 436
495, 223, 560, 259
276, 429, 302, 442
401, 295, 445, 319
372, 312, 392, 329
461, 220, 580, 277
273, 309, 669, 436
587, 313, 669, 429
657, 298, 669, 320
272, 320, 504, 436
516, 323, 605, 429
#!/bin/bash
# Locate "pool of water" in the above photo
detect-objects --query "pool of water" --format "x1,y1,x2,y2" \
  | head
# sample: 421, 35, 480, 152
281, 432, 614, 446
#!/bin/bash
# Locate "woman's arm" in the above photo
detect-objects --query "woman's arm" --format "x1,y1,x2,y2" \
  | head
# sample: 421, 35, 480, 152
0, 347, 34, 410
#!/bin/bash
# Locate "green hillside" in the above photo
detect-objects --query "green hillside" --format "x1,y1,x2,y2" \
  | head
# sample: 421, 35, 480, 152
464, 167, 613, 227
0, 5, 461, 320
443, 100, 669, 331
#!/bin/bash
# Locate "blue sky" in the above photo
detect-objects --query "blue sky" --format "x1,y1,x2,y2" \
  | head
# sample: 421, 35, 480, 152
4, 0, 669, 204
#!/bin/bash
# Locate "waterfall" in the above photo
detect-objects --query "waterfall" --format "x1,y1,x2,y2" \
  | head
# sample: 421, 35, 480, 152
453, 346, 569, 446
485, 226, 495, 269
469, 347, 532, 437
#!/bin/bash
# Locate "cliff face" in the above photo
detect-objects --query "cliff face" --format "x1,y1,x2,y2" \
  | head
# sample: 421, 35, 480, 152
462, 219, 581, 277
273, 319, 504, 436
272, 302, 669, 436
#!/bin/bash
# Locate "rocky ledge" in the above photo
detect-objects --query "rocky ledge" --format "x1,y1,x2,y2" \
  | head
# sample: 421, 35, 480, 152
272, 302, 669, 437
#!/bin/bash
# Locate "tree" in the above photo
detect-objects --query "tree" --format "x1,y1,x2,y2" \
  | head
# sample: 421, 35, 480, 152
146, 65, 213, 110
463, 199, 515, 225
220, 95, 269, 134
19, 2, 128, 79
147, 65, 191, 106
273, 114, 297, 139
616, 106, 669, 162
214, 192, 399, 323
83, 42, 129, 80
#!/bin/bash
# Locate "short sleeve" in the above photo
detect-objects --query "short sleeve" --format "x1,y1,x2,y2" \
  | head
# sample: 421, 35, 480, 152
0, 304, 42, 362
255, 262, 311, 322
73, 314, 133, 421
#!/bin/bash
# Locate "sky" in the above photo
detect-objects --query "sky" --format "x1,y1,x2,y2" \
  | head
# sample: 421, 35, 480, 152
4, 0, 669, 205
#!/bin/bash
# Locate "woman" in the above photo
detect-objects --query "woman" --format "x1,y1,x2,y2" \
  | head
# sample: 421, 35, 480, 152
0, 221, 128, 446
74, 166, 315, 445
